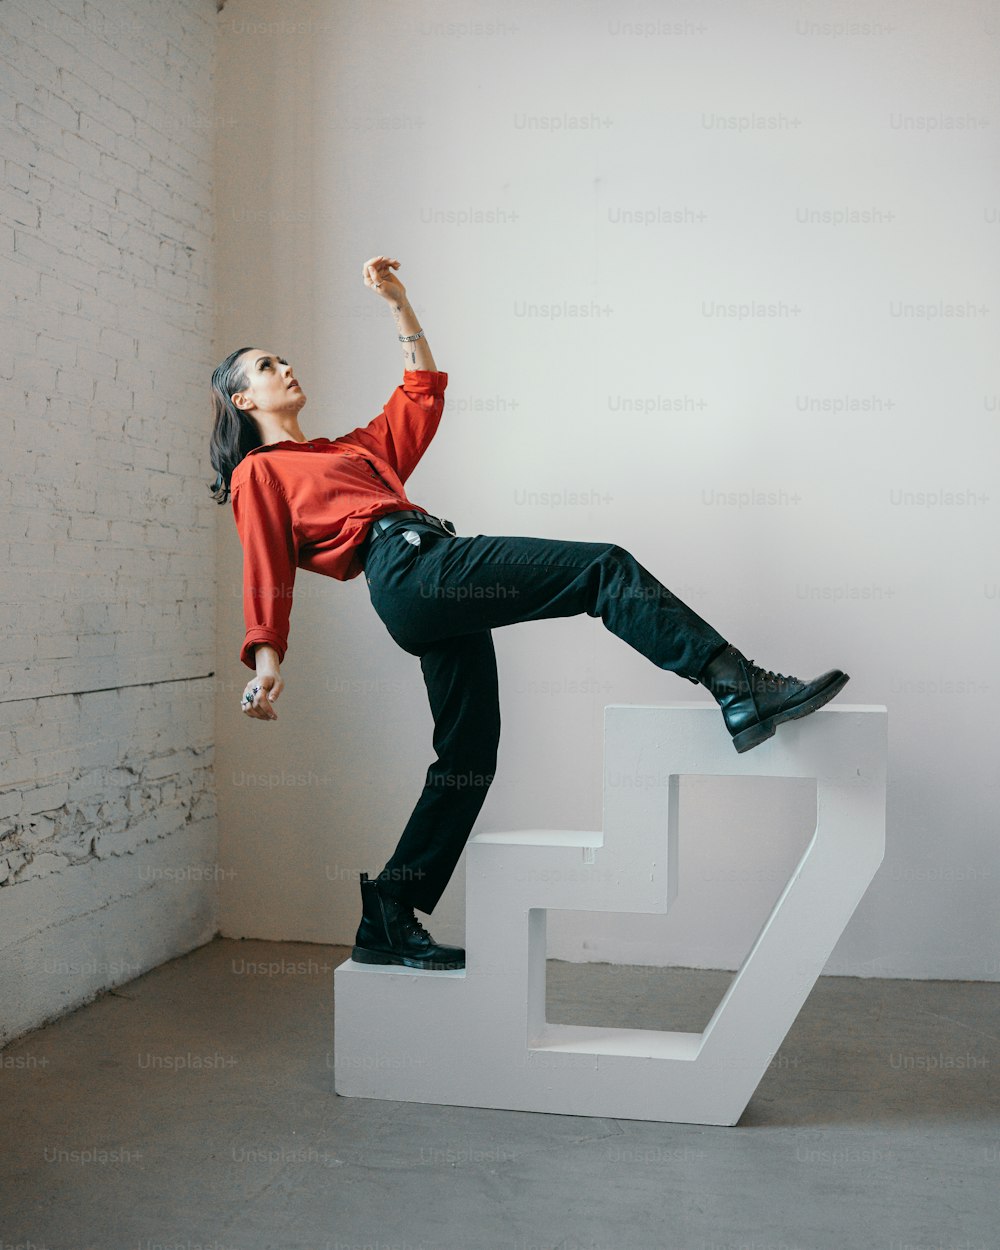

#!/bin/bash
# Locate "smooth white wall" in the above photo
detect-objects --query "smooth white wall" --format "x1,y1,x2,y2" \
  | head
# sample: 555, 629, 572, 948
215, 0, 998, 981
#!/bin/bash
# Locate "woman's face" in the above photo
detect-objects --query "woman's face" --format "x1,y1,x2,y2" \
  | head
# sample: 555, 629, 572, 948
232, 349, 307, 415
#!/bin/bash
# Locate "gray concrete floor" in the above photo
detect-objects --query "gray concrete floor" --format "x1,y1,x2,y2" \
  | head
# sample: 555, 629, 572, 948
1, 938, 997, 1250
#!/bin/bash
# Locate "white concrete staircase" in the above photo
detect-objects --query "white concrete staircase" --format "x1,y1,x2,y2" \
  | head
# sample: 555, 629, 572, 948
334, 702, 887, 1125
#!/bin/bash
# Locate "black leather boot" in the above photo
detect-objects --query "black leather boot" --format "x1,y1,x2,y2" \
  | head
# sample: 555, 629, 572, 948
697, 644, 850, 753
351, 872, 465, 971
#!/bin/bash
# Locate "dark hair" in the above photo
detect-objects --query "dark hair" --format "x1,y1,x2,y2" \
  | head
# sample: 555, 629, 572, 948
207, 346, 265, 505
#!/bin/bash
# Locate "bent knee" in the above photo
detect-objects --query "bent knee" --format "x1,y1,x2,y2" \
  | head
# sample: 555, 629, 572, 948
591, 542, 632, 565
590, 543, 638, 580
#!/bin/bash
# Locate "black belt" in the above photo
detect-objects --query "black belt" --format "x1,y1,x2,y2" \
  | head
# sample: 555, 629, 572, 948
363, 509, 457, 549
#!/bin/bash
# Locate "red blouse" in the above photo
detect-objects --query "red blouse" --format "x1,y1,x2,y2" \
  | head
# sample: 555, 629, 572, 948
231, 368, 448, 669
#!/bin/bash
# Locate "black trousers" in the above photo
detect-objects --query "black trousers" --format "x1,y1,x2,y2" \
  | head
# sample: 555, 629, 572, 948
361, 521, 729, 914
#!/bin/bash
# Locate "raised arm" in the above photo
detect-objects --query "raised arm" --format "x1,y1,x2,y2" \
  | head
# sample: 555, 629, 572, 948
363, 255, 438, 371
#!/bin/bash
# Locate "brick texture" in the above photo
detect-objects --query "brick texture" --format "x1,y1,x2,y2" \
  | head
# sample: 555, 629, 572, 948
0, 0, 219, 1041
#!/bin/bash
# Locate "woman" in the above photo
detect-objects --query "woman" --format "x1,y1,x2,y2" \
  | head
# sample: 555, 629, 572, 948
209, 255, 849, 974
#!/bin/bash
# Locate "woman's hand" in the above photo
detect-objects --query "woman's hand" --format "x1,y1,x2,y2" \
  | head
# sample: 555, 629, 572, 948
363, 254, 406, 303
363, 253, 437, 369
241, 671, 283, 721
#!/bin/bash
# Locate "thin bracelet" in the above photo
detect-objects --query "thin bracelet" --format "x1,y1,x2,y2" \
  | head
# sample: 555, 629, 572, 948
399, 330, 425, 342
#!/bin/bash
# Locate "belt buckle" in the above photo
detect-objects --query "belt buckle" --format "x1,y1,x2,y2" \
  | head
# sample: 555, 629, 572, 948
439, 517, 456, 537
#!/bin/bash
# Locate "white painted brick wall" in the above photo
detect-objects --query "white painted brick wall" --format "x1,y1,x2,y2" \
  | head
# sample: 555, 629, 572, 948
0, 0, 219, 1044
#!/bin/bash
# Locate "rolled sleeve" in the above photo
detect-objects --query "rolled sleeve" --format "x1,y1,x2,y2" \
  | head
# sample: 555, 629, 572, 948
343, 369, 448, 482
231, 471, 298, 670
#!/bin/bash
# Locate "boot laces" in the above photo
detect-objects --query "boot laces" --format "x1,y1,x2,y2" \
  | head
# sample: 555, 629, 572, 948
748, 658, 791, 683
375, 887, 430, 940
401, 909, 430, 940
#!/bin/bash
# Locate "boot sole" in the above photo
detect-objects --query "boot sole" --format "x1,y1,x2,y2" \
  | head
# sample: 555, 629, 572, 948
351, 944, 465, 971
731, 672, 850, 753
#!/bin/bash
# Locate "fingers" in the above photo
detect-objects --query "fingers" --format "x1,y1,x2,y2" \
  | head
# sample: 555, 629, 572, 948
240, 678, 280, 721
241, 697, 275, 721
363, 256, 400, 288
